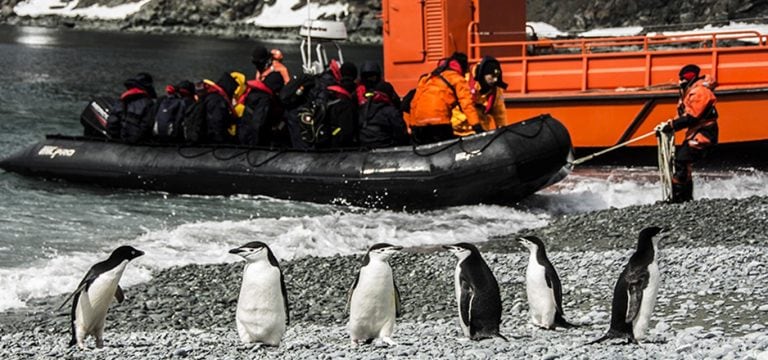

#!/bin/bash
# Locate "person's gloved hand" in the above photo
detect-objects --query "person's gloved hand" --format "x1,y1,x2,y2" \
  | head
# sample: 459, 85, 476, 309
655, 120, 673, 133
472, 124, 485, 134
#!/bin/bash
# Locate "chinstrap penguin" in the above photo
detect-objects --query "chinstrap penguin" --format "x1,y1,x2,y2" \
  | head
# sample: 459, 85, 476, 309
444, 243, 507, 341
347, 243, 403, 346
58, 245, 144, 349
589, 226, 666, 344
230, 241, 289, 346
517, 236, 578, 329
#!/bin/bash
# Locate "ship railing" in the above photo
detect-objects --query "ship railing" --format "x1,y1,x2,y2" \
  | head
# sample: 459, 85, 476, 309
467, 22, 768, 94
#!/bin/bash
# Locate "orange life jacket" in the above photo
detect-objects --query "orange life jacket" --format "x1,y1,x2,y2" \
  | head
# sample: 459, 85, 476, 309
409, 60, 480, 128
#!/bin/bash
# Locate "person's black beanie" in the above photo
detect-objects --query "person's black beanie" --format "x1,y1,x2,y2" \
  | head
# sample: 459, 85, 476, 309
451, 52, 469, 74
263, 72, 285, 93
251, 45, 271, 71
340, 62, 358, 80
215, 72, 238, 98
124, 72, 157, 98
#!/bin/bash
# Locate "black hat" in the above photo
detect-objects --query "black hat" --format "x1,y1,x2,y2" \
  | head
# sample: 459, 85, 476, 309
175, 80, 195, 96
475, 56, 507, 90
251, 45, 271, 71
215, 72, 238, 98
263, 72, 284, 93
340, 62, 358, 80
124, 72, 157, 98
450, 52, 469, 74
360, 61, 382, 77
679, 64, 700, 82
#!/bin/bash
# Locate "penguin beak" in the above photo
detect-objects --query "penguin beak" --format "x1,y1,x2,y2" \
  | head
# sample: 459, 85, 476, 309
229, 248, 244, 254
135, 250, 145, 257
391, 246, 403, 251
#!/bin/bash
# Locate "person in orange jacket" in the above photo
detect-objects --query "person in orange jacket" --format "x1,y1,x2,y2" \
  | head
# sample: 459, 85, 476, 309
658, 64, 718, 203
262, 48, 291, 84
452, 56, 508, 136
409, 52, 482, 144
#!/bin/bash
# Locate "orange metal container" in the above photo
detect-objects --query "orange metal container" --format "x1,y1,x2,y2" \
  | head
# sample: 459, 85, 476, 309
382, 0, 768, 148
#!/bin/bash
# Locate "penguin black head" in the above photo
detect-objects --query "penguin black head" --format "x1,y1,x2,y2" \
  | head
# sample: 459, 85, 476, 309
637, 226, 668, 249
443, 242, 480, 260
229, 241, 275, 263
516, 236, 545, 252
363, 243, 402, 264
109, 245, 144, 261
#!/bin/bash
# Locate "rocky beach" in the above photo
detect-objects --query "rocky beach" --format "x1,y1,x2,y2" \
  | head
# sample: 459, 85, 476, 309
1, 196, 766, 359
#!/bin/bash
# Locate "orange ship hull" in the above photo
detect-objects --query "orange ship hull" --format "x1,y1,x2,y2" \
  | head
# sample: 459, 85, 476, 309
382, 0, 768, 148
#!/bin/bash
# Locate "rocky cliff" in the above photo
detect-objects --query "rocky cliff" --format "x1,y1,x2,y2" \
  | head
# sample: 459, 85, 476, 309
2, 0, 767, 43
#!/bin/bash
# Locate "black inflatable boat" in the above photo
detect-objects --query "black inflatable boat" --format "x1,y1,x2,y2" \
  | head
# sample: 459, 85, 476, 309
0, 113, 573, 210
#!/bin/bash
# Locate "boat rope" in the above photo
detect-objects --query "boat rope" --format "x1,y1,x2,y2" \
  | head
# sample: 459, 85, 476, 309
177, 146, 214, 159
570, 130, 655, 166
412, 125, 517, 157
211, 148, 249, 161
656, 128, 675, 202
246, 150, 284, 167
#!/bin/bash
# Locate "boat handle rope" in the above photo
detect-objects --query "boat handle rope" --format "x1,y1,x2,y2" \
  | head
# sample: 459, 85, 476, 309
246, 150, 285, 167
211, 148, 250, 161
177, 146, 214, 159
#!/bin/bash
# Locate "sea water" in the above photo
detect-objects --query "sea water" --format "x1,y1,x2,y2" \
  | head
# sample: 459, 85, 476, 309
0, 26, 766, 311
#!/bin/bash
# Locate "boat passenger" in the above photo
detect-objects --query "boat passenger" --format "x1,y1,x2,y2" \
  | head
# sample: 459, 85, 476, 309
356, 61, 401, 109
152, 80, 195, 142
251, 45, 273, 81
106, 72, 157, 144
194, 72, 239, 144
279, 73, 318, 150
298, 59, 359, 149
358, 82, 410, 148
452, 56, 508, 136
238, 72, 286, 147
409, 52, 482, 144
261, 48, 291, 84
659, 64, 718, 203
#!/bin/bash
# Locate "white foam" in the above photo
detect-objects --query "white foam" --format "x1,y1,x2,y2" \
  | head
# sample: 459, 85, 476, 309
1, 169, 765, 311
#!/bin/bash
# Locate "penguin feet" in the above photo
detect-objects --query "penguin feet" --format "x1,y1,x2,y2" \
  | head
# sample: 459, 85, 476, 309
380, 337, 398, 346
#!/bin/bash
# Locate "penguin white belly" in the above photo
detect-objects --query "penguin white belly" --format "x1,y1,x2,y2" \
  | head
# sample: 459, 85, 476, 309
349, 262, 396, 340
75, 261, 127, 339
526, 260, 556, 328
633, 261, 660, 339
236, 262, 286, 346
454, 263, 470, 337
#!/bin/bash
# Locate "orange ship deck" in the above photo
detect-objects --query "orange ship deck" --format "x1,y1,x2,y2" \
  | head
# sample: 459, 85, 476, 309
382, 0, 768, 148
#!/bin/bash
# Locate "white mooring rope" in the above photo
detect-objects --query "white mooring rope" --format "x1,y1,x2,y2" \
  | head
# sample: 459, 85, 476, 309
656, 127, 676, 202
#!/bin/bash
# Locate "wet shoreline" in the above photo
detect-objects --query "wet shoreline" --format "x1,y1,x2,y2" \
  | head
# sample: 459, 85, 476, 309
1, 196, 766, 358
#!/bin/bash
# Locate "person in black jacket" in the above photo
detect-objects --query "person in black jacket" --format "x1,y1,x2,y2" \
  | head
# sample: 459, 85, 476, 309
106, 72, 157, 144
238, 72, 285, 146
202, 72, 239, 144
357, 61, 401, 109
359, 82, 410, 148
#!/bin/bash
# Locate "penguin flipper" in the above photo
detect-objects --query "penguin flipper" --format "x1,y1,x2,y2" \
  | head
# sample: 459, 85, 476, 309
394, 282, 402, 318
114, 285, 125, 303
346, 273, 360, 315
459, 278, 472, 328
280, 270, 290, 326
624, 269, 649, 323
56, 282, 87, 312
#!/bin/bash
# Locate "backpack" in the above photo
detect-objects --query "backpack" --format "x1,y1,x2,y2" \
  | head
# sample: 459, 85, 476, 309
297, 98, 331, 146
182, 97, 206, 143
153, 95, 188, 140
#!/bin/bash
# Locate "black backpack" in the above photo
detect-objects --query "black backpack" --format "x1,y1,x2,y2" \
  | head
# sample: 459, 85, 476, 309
297, 98, 332, 146
182, 97, 206, 143
153, 95, 188, 141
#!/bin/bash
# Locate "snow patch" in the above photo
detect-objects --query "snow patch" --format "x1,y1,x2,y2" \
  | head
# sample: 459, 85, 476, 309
245, 0, 350, 28
14, 0, 151, 20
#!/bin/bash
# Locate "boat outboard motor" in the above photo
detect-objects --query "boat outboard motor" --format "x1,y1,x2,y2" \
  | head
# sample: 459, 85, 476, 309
80, 96, 114, 139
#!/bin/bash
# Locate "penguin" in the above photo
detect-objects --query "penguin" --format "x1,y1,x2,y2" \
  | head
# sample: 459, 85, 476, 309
229, 241, 289, 346
444, 243, 507, 341
57, 245, 144, 349
347, 243, 403, 346
589, 226, 666, 345
517, 236, 577, 330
